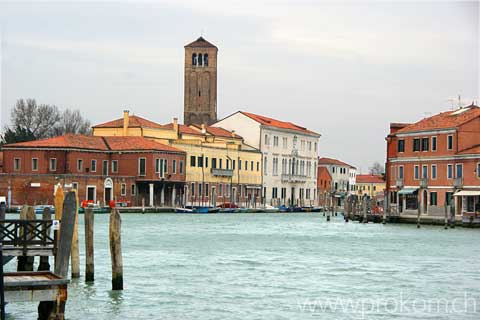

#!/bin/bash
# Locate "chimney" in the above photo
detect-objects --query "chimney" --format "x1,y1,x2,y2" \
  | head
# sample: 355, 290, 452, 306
123, 110, 130, 136
173, 117, 179, 138
201, 123, 206, 134
231, 130, 236, 138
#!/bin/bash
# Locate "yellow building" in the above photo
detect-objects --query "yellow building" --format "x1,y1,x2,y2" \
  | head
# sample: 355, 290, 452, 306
92, 111, 263, 207
355, 174, 386, 199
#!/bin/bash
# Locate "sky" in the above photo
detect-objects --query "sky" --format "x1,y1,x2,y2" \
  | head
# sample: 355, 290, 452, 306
0, 0, 478, 172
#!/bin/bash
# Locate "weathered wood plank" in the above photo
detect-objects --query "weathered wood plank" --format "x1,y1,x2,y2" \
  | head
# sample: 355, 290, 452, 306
84, 208, 94, 282
38, 207, 52, 271
54, 192, 77, 279
70, 190, 80, 278
109, 209, 123, 290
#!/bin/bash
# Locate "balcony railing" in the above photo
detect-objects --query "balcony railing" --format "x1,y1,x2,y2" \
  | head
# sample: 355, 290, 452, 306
211, 168, 234, 177
281, 173, 309, 183
453, 177, 463, 188
396, 178, 404, 188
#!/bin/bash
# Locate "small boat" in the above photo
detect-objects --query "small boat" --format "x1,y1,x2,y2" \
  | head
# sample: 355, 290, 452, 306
34, 205, 55, 214
175, 207, 194, 213
301, 206, 323, 213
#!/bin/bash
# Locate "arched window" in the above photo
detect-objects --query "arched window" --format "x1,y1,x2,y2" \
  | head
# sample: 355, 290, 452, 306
204, 54, 209, 66
192, 53, 197, 66
198, 53, 203, 66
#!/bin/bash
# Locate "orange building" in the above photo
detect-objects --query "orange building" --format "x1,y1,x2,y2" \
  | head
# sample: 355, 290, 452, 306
386, 105, 480, 217
317, 166, 332, 206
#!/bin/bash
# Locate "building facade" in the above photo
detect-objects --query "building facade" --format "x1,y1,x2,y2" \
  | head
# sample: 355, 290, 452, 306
92, 111, 263, 207
213, 111, 321, 206
0, 135, 186, 207
184, 37, 218, 126
317, 166, 332, 206
356, 174, 385, 198
317, 157, 356, 206
386, 105, 480, 217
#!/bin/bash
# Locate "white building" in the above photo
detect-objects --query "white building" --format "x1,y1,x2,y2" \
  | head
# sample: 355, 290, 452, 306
317, 157, 356, 205
213, 111, 321, 206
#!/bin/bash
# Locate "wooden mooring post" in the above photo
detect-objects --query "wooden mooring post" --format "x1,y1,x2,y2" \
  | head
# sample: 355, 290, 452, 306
38, 207, 52, 271
416, 193, 421, 228
17, 205, 35, 271
84, 208, 94, 282
70, 191, 80, 278
444, 203, 448, 230
109, 209, 123, 290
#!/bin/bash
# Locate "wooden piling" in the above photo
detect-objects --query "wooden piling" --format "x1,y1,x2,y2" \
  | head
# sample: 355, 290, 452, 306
70, 190, 80, 278
363, 198, 368, 224
382, 191, 387, 224
109, 209, 123, 290
416, 193, 421, 228
444, 203, 448, 230
17, 206, 35, 271
449, 204, 455, 229
38, 207, 52, 271
84, 208, 94, 282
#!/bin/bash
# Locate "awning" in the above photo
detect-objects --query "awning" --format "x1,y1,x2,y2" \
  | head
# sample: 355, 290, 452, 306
398, 188, 418, 195
454, 190, 480, 196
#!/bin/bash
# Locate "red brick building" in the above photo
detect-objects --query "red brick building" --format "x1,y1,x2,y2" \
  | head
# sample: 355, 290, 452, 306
386, 105, 480, 217
317, 166, 332, 206
0, 135, 186, 207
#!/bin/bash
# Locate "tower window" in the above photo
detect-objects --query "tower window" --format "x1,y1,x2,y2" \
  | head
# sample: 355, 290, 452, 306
204, 54, 208, 66
192, 53, 197, 66
198, 53, 203, 66
198, 90, 201, 97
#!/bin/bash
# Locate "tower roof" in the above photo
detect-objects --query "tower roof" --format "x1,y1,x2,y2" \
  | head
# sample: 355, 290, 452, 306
185, 36, 217, 48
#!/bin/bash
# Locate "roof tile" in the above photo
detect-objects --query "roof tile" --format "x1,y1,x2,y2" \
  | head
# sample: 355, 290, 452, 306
240, 111, 320, 135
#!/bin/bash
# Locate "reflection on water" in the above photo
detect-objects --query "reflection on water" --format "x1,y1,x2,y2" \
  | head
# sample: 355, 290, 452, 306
4, 213, 480, 320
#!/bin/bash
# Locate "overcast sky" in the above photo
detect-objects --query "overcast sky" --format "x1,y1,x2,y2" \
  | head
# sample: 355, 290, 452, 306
0, 1, 478, 172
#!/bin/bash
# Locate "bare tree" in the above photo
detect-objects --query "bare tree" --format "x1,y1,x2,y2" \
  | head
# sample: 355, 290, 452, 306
53, 109, 91, 136
369, 162, 385, 175
11, 99, 60, 139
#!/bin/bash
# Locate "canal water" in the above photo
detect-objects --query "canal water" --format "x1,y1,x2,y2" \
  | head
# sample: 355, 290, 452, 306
5, 213, 480, 319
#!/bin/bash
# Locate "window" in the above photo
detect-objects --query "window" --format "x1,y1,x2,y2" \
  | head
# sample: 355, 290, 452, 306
138, 158, 146, 176
414, 165, 419, 180
398, 166, 404, 179
180, 161, 184, 174
314, 142, 318, 151
192, 53, 197, 66
477, 163, 480, 178
232, 160, 236, 170
264, 134, 269, 145
204, 54, 208, 66
199, 183, 203, 197
205, 157, 209, 168
272, 187, 278, 198
397, 139, 405, 152
198, 156, 204, 168
257, 162, 259, 171
219, 159, 223, 169
273, 136, 279, 147
431, 164, 437, 180
77, 159, 83, 172
172, 160, 177, 174
131, 184, 136, 196
447, 135, 453, 150
283, 138, 288, 149
421, 138, 429, 151
251, 161, 254, 171
205, 184, 209, 196
103, 160, 108, 176
212, 158, 217, 169
430, 192, 437, 206
446, 192, 453, 206
190, 156, 196, 167
422, 165, 428, 179
273, 158, 278, 175
121, 183, 126, 196
308, 141, 312, 151
413, 138, 420, 152
244, 160, 248, 170
455, 164, 463, 178
72, 182, 79, 191
91, 159, 97, 172
219, 184, 223, 196
198, 53, 203, 66
239, 160, 242, 171
49, 158, 57, 171
226, 159, 230, 169
264, 157, 267, 174
191, 183, 195, 197
447, 164, 453, 179
281, 188, 286, 199
431, 137, 437, 151
32, 158, 38, 171
112, 160, 118, 173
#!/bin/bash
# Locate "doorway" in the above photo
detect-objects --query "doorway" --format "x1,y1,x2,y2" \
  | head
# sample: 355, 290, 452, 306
87, 186, 96, 202
423, 190, 428, 214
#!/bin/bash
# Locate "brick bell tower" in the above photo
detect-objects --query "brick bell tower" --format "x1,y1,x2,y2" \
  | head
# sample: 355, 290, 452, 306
184, 36, 218, 126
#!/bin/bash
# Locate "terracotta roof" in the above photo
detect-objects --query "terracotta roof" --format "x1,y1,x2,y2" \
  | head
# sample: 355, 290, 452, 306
317, 166, 332, 179
189, 124, 242, 139
318, 157, 356, 169
356, 174, 385, 184
3, 135, 183, 153
3, 135, 109, 150
93, 115, 164, 129
240, 111, 320, 135
457, 144, 480, 155
162, 123, 203, 136
396, 105, 480, 134
185, 36, 217, 48
103, 136, 183, 153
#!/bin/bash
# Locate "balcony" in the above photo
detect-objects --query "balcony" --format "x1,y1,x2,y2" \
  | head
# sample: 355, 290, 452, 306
396, 178, 404, 188
420, 178, 428, 189
211, 168, 234, 177
281, 173, 309, 183
453, 177, 463, 188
